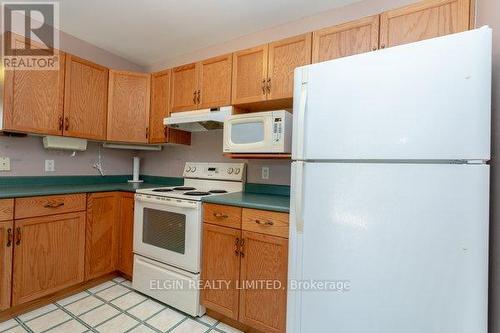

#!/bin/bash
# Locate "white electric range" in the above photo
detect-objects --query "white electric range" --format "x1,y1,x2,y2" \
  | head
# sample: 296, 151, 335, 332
132, 162, 246, 317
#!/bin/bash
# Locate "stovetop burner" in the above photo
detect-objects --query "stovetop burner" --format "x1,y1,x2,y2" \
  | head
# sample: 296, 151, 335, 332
184, 191, 211, 196
152, 188, 174, 192
209, 190, 228, 194
174, 187, 196, 191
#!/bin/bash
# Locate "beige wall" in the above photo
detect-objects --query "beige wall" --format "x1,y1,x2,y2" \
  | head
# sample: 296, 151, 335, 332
476, 0, 499, 332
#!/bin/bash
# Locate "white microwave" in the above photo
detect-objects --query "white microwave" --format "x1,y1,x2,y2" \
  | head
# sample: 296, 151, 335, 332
223, 110, 292, 153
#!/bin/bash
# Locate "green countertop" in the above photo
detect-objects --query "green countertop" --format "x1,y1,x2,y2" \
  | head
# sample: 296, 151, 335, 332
202, 192, 290, 213
0, 182, 164, 199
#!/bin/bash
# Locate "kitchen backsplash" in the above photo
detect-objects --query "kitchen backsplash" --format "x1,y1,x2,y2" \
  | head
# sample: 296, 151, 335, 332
0, 132, 291, 185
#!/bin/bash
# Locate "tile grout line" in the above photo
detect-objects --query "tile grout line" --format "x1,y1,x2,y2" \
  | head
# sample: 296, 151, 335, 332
54, 302, 98, 333
14, 317, 33, 333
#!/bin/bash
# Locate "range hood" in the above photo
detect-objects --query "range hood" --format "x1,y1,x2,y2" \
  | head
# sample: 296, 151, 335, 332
164, 106, 233, 132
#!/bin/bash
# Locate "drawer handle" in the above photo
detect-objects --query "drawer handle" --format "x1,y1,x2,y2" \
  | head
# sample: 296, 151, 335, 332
240, 238, 245, 258
213, 212, 228, 219
15, 227, 21, 246
6, 228, 12, 247
234, 237, 240, 256
255, 219, 274, 226
44, 202, 65, 208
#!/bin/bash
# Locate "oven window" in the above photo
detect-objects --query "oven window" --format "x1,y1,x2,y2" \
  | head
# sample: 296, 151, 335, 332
231, 121, 264, 144
143, 208, 186, 254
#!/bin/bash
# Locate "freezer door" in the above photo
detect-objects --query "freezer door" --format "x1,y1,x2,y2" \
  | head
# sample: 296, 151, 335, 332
292, 27, 492, 161
287, 162, 489, 333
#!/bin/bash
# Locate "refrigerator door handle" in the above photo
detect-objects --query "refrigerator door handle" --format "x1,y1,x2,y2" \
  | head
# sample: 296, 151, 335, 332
293, 69, 308, 160
293, 161, 305, 234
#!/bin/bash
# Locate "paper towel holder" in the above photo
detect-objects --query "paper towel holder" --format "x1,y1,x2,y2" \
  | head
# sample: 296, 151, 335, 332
128, 156, 144, 183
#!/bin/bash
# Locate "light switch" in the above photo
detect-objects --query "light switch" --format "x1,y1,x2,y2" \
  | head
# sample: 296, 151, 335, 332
261, 166, 269, 180
0, 157, 10, 171
45, 160, 55, 172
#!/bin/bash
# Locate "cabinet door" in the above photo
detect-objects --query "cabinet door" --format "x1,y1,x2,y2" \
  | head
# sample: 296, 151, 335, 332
107, 71, 151, 143
63, 54, 109, 140
201, 223, 241, 320
380, 0, 471, 48
239, 231, 288, 333
268, 34, 312, 100
199, 54, 232, 109
231, 45, 268, 105
85, 192, 119, 280
12, 212, 85, 305
3, 35, 65, 135
0, 220, 13, 311
312, 15, 380, 63
150, 69, 191, 145
117, 193, 134, 277
171, 63, 199, 112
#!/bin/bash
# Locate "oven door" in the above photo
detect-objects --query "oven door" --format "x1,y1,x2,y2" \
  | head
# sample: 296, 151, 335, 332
223, 115, 275, 153
134, 195, 202, 273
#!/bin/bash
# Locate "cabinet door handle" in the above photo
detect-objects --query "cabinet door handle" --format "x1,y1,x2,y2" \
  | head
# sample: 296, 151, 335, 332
64, 117, 69, 131
6, 228, 12, 247
255, 219, 274, 226
193, 90, 197, 104
58, 116, 63, 131
213, 212, 228, 218
262, 79, 266, 94
240, 238, 245, 258
266, 78, 271, 93
15, 227, 21, 246
234, 237, 240, 256
372, 46, 378, 51
43, 202, 64, 208
380, 44, 386, 49
197, 90, 201, 104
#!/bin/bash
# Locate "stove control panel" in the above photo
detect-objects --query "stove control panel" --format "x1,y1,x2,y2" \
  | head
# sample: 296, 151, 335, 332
183, 162, 246, 181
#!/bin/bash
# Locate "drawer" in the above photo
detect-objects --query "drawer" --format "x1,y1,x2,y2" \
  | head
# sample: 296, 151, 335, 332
242, 208, 289, 238
203, 203, 241, 229
0, 199, 14, 221
15, 194, 86, 219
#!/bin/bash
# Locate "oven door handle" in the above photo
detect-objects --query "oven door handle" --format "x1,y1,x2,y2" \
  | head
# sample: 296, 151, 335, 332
135, 195, 199, 209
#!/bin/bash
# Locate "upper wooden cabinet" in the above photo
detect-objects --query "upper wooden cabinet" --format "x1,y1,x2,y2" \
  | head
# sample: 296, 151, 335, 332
107, 70, 151, 143
171, 54, 232, 112
12, 212, 86, 305
0, 220, 13, 311
312, 15, 380, 63
232, 34, 311, 105
63, 55, 109, 140
3, 38, 65, 135
380, 0, 471, 48
150, 69, 191, 145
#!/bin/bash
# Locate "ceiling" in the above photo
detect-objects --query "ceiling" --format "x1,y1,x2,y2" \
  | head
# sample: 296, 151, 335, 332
60, 0, 361, 68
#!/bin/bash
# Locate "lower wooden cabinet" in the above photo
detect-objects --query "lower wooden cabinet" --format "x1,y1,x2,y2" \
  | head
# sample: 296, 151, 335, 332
117, 193, 135, 277
85, 192, 120, 280
201, 223, 241, 320
201, 205, 289, 333
12, 212, 86, 305
0, 220, 13, 311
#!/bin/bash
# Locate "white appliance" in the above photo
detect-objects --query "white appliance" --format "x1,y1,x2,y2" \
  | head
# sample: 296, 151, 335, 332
164, 106, 233, 132
133, 162, 246, 317
43, 136, 87, 151
223, 110, 292, 153
288, 27, 491, 333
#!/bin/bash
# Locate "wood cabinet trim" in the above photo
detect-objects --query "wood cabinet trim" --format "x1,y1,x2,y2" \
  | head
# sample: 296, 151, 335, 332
0, 220, 13, 311
14, 194, 87, 219
0, 199, 14, 222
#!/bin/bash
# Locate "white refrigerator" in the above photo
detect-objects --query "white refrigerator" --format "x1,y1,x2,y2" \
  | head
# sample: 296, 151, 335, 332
288, 27, 492, 333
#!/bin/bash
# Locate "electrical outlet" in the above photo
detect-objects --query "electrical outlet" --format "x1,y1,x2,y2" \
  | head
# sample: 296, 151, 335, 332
261, 166, 269, 180
0, 157, 10, 171
45, 160, 55, 172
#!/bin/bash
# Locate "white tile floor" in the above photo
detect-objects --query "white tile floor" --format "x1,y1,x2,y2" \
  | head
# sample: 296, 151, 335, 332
0, 277, 243, 333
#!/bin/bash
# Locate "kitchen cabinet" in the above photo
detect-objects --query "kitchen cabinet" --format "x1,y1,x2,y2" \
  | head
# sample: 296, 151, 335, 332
171, 54, 232, 112
12, 212, 86, 305
232, 34, 311, 105
63, 54, 109, 140
239, 231, 288, 333
201, 205, 289, 332
201, 223, 241, 320
150, 69, 191, 145
379, 0, 471, 48
117, 193, 134, 277
107, 70, 151, 143
85, 192, 119, 280
3, 33, 65, 136
14, 193, 87, 220
312, 15, 380, 63
0, 220, 13, 311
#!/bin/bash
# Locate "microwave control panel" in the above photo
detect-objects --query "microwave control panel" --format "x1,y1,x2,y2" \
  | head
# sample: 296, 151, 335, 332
273, 116, 283, 143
